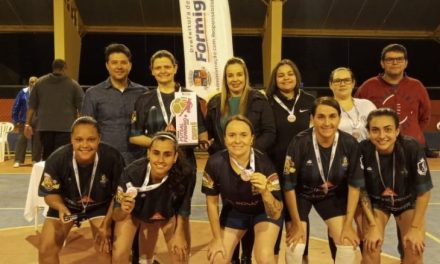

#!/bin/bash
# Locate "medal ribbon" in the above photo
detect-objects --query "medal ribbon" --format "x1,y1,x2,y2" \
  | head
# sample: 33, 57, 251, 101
137, 163, 168, 193
72, 152, 99, 212
230, 148, 255, 180
375, 151, 396, 205
341, 100, 361, 128
273, 91, 301, 117
156, 86, 181, 126
312, 129, 339, 192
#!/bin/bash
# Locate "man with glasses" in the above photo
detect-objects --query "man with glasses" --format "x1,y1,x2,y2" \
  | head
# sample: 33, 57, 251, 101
355, 43, 435, 157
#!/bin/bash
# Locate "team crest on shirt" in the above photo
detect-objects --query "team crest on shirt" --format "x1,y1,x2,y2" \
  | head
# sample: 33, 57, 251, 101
283, 156, 296, 175
417, 158, 428, 176
99, 174, 108, 185
41, 173, 60, 191
266, 173, 281, 191
341, 156, 349, 168
202, 172, 215, 189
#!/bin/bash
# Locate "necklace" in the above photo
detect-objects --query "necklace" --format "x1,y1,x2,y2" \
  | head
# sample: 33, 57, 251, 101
375, 151, 396, 206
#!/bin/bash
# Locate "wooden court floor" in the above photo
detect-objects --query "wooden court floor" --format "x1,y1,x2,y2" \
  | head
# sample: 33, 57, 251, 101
3, 154, 438, 263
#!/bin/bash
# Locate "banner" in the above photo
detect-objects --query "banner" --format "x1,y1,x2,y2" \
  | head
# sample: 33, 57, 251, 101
179, 0, 233, 100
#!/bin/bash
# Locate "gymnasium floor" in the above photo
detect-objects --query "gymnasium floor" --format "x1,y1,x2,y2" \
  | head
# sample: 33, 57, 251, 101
0, 154, 438, 263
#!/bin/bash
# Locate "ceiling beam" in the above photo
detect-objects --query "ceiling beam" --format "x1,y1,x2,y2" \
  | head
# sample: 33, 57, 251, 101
0, 24, 436, 39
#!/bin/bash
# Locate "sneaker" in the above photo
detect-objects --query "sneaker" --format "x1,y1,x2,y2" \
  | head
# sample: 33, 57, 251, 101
13, 162, 20, 168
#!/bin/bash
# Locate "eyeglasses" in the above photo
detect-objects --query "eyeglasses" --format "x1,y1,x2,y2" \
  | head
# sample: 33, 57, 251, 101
383, 57, 406, 64
331, 78, 352, 85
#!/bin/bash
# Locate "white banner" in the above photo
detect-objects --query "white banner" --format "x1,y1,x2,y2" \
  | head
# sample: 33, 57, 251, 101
179, 0, 233, 100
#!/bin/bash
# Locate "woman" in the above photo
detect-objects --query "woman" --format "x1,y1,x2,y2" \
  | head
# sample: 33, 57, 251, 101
329, 67, 376, 142
130, 49, 210, 160
206, 57, 276, 263
360, 108, 432, 264
206, 57, 276, 155
202, 115, 283, 264
266, 59, 315, 262
112, 132, 194, 264
282, 97, 364, 264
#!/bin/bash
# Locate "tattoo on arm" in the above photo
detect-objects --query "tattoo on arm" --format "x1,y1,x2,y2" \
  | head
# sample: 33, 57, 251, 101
360, 189, 376, 226
263, 197, 283, 220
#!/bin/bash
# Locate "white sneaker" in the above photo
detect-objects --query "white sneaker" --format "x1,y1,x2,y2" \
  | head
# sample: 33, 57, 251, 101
13, 162, 20, 168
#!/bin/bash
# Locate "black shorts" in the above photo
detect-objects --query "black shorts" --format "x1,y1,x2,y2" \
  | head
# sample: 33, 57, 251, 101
372, 202, 415, 217
46, 205, 108, 220
219, 207, 284, 230
297, 193, 347, 221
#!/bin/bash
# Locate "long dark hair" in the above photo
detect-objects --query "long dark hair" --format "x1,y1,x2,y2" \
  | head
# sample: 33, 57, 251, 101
149, 132, 192, 198
366, 108, 406, 174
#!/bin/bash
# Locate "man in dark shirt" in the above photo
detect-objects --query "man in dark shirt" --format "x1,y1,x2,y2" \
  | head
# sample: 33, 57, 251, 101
82, 43, 147, 164
38, 116, 125, 263
25, 59, 84, 160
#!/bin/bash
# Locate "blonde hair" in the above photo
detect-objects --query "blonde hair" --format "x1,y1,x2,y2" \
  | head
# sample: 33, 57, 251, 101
220, 57, 251, 118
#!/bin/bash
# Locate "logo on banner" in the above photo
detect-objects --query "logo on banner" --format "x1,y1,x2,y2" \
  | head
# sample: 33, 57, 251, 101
190, 68, 211, 87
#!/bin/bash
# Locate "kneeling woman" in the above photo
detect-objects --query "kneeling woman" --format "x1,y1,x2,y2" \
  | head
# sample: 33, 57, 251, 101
202, 115, 283, 263
112, 132, 195, 264
360, 108, 432, 264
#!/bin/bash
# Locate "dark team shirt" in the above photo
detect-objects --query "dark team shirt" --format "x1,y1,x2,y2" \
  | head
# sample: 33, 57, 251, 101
282, 128, 365, 200
38, 143, 125, 212
268, 90, 315, 176
131, 88, 206, 138
360, 136, 433, 212
202, 149, 282, 215
114, 158, 196, 221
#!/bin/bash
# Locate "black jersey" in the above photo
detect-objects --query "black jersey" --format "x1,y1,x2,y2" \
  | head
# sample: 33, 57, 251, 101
282, 128, 365, 200
360, 136, 433, 212
38, 143, 125, 212
202, 149, 282, 215
115, 158, 196, 221
131, 88, 206, 139
268, 90, 315, 176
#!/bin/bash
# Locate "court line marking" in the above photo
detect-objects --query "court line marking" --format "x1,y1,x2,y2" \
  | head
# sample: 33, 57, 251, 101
426, 232, 440, 244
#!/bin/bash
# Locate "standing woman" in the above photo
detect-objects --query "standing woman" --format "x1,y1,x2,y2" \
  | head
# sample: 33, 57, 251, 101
360, 108, 432, 264
329, 67, 376, 142
282, 97, 364, 264
206, 57, 276, 155
202, 115, 283, 264
112, 132, 194, 264
266, 59, 315, 262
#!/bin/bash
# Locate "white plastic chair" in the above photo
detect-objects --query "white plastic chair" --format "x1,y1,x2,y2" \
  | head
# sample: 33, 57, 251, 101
0, 122, 14, 162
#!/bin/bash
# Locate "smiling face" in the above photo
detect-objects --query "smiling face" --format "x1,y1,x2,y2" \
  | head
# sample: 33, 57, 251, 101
224, 119, 254, 159
106, 52, 132, 82
148, 139, 178, 178
276, 64, 297, 96
151, 56, 178, 87
368, 115, 400, 154
226, 63, 246, 97
71, 124, 101, 165
329, 68, 355, 100
312, 104, 340, 143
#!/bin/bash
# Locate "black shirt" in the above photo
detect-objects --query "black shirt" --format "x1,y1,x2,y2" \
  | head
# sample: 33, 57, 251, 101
39, 143, 125, 211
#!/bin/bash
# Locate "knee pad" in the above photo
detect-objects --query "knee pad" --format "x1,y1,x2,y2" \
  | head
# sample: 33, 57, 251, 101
335, 245, 356, 264
285, 243, 306, 264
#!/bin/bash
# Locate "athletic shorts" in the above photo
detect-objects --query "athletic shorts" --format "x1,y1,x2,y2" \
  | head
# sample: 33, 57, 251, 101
219, 207, 284, 230
297, 193, 347, 221
373, 202, 415, 217
46, 204, 108, 220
